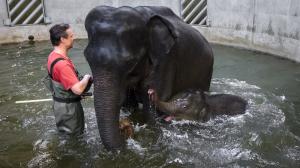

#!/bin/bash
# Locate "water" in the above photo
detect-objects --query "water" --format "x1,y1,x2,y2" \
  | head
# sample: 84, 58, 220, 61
0, 40, 299, 167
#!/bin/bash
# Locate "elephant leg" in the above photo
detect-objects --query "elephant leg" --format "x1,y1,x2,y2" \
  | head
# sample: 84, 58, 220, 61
123, 87, 138, 111
142, 91, 157, 124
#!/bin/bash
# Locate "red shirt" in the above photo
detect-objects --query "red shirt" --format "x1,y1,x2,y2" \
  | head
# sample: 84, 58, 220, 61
47, 51, 79, 90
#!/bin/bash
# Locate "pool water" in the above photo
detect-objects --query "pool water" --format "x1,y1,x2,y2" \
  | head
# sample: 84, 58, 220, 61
0, 40, 299, 167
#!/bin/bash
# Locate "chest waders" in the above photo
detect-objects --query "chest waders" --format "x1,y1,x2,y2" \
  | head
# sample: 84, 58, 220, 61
45, 58, 85, 135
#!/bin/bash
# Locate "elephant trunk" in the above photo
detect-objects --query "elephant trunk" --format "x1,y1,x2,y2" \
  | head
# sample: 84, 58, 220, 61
93, 69, 124, 150
149, 89, 177, 115
156, 101, 177, 115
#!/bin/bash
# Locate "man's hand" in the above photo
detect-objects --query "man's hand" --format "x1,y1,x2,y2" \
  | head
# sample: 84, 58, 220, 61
83, 74, 91, 80
83, 75, 93, 93
71, 74, 92, 95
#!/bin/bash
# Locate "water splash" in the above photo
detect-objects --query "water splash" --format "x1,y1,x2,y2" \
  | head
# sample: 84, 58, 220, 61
127, 138, 146, 155
156, 78, 288, 167
1, 41, 299, 167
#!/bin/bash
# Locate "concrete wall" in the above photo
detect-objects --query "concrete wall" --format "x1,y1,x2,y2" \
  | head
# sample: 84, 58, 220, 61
0, 0, 7, 26
0, 0, 300, 62
0, 0, 180, 43
43, 0, 180, 29
196, 0, 300, 62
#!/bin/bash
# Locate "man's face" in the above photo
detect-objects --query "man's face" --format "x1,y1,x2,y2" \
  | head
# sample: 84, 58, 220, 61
61, 28, 74, 49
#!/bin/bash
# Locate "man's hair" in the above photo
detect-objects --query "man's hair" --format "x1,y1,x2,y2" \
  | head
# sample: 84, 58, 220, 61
49, 23, 70, 46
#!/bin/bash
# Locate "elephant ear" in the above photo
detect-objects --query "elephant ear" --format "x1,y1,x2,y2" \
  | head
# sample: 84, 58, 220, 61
147, 15, 179, 63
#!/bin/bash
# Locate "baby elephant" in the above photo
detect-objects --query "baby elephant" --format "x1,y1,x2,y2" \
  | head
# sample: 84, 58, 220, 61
148, 89, 247, 122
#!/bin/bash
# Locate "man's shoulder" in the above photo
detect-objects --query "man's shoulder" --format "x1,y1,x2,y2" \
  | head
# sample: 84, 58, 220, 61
48, 52, 68, 65
48, 52, 64, 61
47, 52, 69, 72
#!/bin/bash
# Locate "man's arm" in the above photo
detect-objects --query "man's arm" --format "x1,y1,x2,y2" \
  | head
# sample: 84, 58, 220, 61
71, 74, 91, 95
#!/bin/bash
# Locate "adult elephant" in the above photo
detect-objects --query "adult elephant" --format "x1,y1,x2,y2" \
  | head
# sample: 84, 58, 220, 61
84, 6, 214, 150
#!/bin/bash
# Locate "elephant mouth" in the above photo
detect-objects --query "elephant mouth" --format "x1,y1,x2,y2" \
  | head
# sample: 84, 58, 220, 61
163, 115, 174, 122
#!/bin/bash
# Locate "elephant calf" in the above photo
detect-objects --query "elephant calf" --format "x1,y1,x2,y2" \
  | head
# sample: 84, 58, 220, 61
148, 89, 247, 122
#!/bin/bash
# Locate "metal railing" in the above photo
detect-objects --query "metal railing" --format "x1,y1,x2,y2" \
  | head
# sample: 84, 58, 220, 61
181, 0, 207, 25
5, 0, 46, 26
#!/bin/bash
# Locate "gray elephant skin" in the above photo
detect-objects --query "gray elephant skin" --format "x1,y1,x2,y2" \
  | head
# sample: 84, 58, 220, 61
84, 6, 214, 150
151, 90, 247, 122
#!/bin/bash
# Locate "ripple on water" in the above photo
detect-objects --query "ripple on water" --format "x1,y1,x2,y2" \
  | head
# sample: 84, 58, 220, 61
27, 153, 56, 168
1, 41, 299, 167
126, 138, 147, 155
22, 78, 295, 167
156, 78, 287, 167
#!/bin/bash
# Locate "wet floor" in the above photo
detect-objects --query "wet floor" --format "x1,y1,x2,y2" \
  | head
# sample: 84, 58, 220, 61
0, 40, 299, 167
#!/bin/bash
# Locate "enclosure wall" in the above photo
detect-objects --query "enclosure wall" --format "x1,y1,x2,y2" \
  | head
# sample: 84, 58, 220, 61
0, 0, 299, 62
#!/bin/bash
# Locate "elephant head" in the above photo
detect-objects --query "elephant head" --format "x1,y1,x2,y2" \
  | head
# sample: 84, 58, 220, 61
149, 89, 208, 121
84, 6, 180, 150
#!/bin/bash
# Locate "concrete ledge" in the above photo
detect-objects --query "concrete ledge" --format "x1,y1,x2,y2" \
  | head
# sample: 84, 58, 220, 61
0, 24, 299, 63
195, 26, 300, 63
0, 24, 87, 44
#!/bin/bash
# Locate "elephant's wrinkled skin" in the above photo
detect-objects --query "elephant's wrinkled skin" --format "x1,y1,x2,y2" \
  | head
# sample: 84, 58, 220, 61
149, 89, 247, 122
84, 6, 214, 150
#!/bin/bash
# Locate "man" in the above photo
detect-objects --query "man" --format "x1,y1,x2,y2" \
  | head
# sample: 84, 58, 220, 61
47, 23, 92, 135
